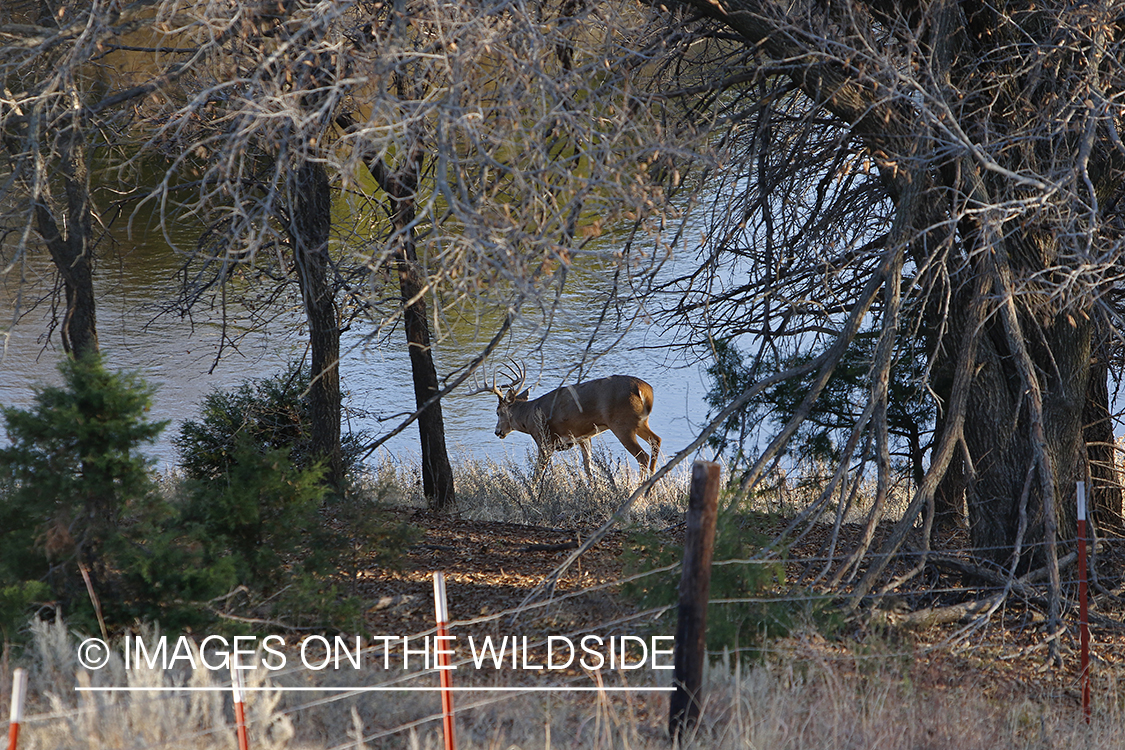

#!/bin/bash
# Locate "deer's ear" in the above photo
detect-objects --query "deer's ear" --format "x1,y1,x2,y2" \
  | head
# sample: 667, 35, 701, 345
516, 389, 530, 401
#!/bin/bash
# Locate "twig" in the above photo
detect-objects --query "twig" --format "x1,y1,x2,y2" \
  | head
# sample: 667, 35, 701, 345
77, 561, 108, 643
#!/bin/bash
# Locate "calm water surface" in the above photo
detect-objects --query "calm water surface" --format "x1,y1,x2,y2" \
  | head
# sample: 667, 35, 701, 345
0, 226, 714, 471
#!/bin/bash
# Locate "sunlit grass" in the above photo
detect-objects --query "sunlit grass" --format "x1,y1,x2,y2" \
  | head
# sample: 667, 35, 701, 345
8, 621, 1123, 750
360, 446, 691, 530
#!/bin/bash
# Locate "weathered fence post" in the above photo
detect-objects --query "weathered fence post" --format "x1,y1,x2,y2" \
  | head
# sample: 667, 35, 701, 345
669, 460, 721, 741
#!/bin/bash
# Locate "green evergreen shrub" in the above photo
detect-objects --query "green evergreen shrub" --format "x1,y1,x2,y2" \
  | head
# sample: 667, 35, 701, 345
174, 362, 366, 481
0, 357, 407, 638
116, 432, 370, 632
705, 334, 932, 478
160, 363, 415, 632
0, 354, 166, 637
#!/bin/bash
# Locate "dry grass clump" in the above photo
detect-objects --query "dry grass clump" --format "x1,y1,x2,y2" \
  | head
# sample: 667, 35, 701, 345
363, 448, 690, 529
11, 619, 294, 750
689, 651, 1122, 750
7, 622, 1123, 750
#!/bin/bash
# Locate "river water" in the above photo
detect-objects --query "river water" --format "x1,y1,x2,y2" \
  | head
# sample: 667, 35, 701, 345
0, 217, 714, 472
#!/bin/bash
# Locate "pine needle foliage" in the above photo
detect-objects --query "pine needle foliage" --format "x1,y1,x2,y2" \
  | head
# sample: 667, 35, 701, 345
174, 362, 366, 482
0, 354, 166, 637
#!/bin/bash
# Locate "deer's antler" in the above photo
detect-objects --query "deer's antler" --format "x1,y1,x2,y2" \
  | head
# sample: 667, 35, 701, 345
466, 360, 525, 398
466, 370, 505, 397
500, 361, 526, 395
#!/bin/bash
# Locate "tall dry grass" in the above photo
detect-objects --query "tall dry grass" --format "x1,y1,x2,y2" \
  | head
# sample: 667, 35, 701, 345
365, 446, 691, 529
4, 621, 1123, 749
6, 455, 1122, 749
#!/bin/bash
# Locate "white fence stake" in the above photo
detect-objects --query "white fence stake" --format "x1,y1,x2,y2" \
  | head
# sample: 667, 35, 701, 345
1077, 482, 1090, 723
232, 666, 250, 750
7, 668, 27, 750
433, 571, 456, 750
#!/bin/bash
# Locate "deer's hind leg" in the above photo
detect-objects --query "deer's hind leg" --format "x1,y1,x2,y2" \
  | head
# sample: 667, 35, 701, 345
611, 426, 653, 477
636, 422, 661, 474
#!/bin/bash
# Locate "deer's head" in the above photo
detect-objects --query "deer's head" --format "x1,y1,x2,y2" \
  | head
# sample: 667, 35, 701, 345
469, 362, 528, 438
494, 386, 530, 438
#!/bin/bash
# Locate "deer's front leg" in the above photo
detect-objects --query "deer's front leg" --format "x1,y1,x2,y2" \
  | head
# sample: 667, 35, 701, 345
578, 438, 594, 480
533, 442, 553, 479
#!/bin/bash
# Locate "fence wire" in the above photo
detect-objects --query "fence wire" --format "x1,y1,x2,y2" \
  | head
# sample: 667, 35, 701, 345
3, 530, 1122, 749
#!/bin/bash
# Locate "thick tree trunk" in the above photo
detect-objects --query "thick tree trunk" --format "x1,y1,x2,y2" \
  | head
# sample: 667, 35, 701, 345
961, 301, 1090, 567
930, 378, 966, 531
933, 446, 966, 531
291, 160, 343, 489
675, 0, 1121, 580
34, 131, 98, 359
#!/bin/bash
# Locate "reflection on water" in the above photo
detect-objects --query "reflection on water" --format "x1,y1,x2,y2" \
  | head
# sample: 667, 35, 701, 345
0, 226, 712, 470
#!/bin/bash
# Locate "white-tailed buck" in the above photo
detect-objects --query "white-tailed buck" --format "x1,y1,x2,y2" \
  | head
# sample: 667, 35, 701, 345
471, 364, 662, 478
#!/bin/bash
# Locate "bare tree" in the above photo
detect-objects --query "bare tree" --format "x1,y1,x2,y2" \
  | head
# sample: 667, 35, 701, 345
0, 1, 220, 360
630, 0, 1125, 654
133, 0, 681, 504
1, 1, 107, 359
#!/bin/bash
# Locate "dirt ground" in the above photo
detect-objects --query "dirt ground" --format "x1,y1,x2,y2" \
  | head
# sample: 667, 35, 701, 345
353, 507, 1125, 704
357, 510, 636, 640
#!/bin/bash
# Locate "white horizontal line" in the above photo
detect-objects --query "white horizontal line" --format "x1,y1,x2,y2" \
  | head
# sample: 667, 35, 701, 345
75, 686, 674, 693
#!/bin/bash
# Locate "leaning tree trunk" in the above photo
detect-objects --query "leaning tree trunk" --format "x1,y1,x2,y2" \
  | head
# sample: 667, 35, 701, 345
291, 159, 344, 489
395, 238, 455, 511
34, 125, 98, 359
388, 162, 455, 511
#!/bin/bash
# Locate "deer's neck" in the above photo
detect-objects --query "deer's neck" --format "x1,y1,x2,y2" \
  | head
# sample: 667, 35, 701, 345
509, 400, 548, 437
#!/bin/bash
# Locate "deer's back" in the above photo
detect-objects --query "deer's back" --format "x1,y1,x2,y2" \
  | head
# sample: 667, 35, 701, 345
532, 375, 654, 438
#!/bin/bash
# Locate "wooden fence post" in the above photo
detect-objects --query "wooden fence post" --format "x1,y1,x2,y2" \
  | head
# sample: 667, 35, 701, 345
669, 460, 721, 741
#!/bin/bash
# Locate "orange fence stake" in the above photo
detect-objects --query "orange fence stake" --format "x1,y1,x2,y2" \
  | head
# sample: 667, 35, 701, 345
232, 667, 250, 750
1077, 481, 1090, 723
433, 572, 456, 750
6, 668, 27, 750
